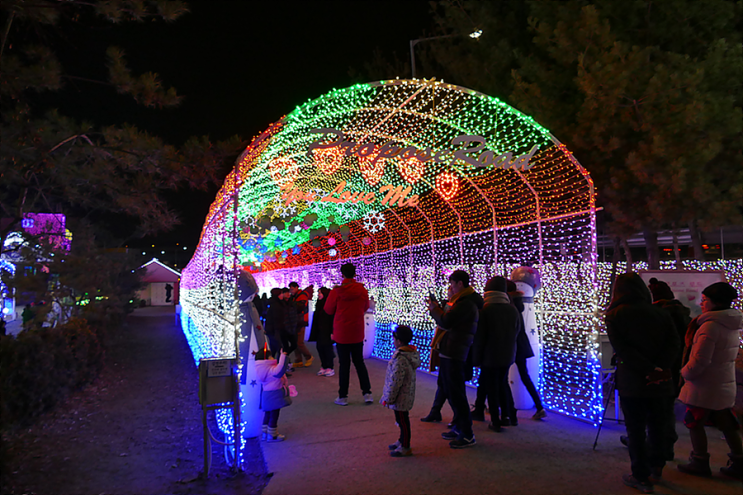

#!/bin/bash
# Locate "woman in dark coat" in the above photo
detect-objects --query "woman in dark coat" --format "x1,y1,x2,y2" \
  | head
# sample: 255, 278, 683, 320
605, 273, 680, 493
509, 280, 546, 421
309, 287, 335, 376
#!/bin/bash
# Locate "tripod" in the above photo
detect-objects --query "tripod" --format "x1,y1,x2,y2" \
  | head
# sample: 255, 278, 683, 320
593, 368, 622, 450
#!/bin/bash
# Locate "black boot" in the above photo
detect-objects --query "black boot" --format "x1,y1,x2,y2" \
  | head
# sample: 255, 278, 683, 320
420, 409, 442, 423
720, 453, 743, 480
677, 451, 712, 477
509, 408, 518, 426
488, 417, 503, 433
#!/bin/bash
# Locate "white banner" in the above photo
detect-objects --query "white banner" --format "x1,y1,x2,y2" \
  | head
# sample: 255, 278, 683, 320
639, 270, 726, 317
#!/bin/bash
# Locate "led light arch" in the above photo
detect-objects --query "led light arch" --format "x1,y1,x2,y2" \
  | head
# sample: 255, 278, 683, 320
181, 79, 604, 422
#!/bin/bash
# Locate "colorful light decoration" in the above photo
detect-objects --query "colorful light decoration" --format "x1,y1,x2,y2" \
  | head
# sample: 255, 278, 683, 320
177, 80, 740, 428
434, 171, 459, 201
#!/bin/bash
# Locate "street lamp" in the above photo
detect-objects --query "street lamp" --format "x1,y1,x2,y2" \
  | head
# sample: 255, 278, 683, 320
410, 29, 482, 78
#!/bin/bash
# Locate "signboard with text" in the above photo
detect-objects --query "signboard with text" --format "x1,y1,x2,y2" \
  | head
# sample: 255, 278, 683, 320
639, 270, 726, 317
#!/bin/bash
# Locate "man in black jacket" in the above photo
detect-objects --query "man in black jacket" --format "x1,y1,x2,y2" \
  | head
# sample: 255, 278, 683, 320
606, 273, 680, 493
428, 269, 482, 449
471, 276, 520, 432
266, 288, 298, 358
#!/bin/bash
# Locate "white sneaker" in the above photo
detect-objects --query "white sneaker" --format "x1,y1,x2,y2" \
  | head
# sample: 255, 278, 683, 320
324, 369, 335, 377
364, 393, 373, 404
334, 397, 348, 406
317, 368, 327, 376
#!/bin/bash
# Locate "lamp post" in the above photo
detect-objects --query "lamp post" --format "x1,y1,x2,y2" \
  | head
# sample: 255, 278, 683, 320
409, 29, 482, 78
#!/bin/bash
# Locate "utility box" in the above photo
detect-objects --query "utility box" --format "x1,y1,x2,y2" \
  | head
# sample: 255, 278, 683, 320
198, 357, 241, 477
199, 357, 238, 406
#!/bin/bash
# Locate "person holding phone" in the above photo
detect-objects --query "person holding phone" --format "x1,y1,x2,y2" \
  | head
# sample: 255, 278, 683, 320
427, 270, 483, 449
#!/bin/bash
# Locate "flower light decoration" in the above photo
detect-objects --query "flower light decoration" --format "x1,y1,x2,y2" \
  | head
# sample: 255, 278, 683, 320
181, 79, 606, 422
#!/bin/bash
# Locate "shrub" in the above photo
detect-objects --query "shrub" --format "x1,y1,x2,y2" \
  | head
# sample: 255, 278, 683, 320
0, 318, 104, 431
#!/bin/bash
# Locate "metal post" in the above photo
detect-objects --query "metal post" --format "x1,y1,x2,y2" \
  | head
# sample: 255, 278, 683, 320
720, 227, 725, 259
409, 33, 462, 79
409, 39, 417, 78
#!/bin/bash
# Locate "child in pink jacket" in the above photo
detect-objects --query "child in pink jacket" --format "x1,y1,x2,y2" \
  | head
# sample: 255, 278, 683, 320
255, 347, 291, 442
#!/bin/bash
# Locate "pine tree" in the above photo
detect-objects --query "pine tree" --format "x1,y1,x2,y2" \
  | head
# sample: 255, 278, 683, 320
0, 1, 244, 317
355, 1, 743, 266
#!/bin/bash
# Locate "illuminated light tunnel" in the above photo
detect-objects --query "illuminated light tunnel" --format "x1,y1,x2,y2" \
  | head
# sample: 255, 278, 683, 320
180, 79, 603, 423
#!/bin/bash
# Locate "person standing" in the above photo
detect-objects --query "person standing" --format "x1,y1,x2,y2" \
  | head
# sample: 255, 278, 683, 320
420, 285, 455, 424
263, 288, 283, 356
647, 278, 691, 393
471, 276, 520, 432
288, 282, 314, 368
309, 287, 336, 376
677, 282, 743, 480
266, 288, 297, 360
236, 267, 264, 382
255, 346, 292, 442
509, 279, 547, 422
428, 269, 482, 449
325, 263, 373, 406
381, 325, 421, 457
605, 273, 680, 493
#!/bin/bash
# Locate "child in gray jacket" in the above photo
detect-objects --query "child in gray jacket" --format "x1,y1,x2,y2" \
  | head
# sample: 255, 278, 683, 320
381, 325, 421, 457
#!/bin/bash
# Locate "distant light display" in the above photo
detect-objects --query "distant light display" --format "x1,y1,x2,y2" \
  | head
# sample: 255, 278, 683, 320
181, 79, 616, 424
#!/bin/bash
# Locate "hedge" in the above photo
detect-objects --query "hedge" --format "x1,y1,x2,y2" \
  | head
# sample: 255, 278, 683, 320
0, 318, 104, 430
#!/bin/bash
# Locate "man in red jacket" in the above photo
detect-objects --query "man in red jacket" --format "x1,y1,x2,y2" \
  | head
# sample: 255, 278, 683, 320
324, 263, 372, 406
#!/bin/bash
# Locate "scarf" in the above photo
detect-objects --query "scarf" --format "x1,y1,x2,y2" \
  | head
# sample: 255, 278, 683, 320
449, 286, 475, 306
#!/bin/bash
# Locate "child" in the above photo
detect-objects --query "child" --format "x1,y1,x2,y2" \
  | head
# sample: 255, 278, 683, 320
380, 325, 420, 457
255, 344, 291, 442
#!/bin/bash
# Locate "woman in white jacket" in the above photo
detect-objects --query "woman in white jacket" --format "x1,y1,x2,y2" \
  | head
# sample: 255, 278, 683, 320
677, 282, 743, 480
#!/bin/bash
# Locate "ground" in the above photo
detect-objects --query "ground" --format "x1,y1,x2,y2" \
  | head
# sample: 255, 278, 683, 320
1, 307, 268, 495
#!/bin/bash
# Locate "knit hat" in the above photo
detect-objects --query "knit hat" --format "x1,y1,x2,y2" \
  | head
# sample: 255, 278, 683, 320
702, 282, 738, 309
648, 278, 674, 302
485, 276, 508, 293
393, 325, 414, 345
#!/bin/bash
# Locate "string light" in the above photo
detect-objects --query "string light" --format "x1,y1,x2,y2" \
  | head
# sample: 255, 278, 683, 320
178, 79, 743, 426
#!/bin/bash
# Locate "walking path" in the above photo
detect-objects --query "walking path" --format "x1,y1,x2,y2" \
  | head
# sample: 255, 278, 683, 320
261, 344, 741, 495
2, 306, 267, 495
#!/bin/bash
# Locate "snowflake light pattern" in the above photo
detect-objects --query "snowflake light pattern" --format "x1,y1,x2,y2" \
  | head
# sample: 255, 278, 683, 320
362, 210, 385, 233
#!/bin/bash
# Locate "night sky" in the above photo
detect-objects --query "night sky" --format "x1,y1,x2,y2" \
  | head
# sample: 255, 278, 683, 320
102, 1, 435, 252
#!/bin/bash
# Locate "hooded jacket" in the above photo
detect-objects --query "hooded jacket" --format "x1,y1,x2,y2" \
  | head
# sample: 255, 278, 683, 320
679, 308, 742, 410
380, 345, 421, 411
430, 286, 483, 362
472, 291, 521, 368
605, 273, 680, 398
255, 352, 288, 392
324, 278, 369, 344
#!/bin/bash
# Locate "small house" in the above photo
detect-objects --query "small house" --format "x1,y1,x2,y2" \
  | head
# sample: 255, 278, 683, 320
137, 258, 180, 306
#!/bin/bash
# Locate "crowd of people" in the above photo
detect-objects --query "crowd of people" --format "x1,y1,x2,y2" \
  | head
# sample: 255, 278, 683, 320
606, 274, 742, 493
239, 263, 743, 488
241, 264, 546, 454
